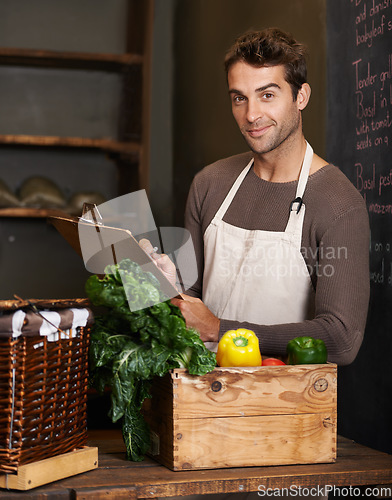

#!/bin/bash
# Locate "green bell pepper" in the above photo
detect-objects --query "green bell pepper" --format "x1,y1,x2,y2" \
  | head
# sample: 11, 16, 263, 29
286, 336, 328, 365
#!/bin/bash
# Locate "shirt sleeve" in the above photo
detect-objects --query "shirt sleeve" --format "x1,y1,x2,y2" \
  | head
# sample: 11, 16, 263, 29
184, 177, 204, 298
219, 206, 370, 366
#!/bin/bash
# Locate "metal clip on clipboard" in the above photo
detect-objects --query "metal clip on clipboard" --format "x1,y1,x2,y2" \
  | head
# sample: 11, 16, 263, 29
80, 202, 104, 225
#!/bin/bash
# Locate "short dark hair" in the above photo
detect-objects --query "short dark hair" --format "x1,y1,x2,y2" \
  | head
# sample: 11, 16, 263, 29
224, 28, 308, 100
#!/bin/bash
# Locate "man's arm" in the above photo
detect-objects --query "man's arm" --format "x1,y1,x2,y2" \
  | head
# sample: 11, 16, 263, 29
178, 205, 370, 366
182, 176, 205, 299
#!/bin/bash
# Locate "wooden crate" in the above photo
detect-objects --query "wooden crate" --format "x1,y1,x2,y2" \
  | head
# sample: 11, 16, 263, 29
142, 364, 337, 471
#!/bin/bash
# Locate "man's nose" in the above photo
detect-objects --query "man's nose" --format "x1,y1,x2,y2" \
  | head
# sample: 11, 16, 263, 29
246, 99, 262, 123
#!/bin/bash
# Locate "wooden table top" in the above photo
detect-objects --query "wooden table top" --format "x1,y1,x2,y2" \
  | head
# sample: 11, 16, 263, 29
0, 430, 391, 499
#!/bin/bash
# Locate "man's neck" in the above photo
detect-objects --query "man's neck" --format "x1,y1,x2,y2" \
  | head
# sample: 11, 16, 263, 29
252, 136, 307, 183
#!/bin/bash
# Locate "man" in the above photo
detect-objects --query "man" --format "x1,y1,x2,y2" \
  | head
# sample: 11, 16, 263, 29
169, 28, 370, 365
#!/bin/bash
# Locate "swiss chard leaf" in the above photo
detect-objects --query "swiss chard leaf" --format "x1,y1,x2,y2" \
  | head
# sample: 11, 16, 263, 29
122, 392, 151, 462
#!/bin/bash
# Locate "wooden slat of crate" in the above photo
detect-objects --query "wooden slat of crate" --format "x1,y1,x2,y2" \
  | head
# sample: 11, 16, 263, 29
148, 412, 336, 471
147, 364, 337, 418
177, 412, 334, 470
0, 447, 98, 491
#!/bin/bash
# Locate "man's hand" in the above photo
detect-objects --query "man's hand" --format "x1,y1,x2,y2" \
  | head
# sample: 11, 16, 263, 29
138, 238, 178, 289
171, 295, 220, 342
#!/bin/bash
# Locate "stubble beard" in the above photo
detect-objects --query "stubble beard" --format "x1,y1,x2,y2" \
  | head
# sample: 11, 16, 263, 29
241, 111, 302, 156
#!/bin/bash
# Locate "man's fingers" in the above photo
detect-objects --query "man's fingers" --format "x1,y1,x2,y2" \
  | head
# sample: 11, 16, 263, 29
177, 294, 200, 303
171, 295, 199, 309
139, 238, 177, 289
171, 297, 182, 308
139, 238, 155, 255
155, 253, 175, 272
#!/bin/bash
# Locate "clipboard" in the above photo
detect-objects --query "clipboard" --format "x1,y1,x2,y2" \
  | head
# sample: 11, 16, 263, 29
48, 210, 182, 301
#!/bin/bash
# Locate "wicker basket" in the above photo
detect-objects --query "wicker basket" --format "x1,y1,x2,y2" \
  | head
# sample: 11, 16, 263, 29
0, 299, 93, 473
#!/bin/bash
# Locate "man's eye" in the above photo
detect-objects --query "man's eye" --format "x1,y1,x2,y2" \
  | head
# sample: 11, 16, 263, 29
262, 92, 274, 99
233, 95, 245, 104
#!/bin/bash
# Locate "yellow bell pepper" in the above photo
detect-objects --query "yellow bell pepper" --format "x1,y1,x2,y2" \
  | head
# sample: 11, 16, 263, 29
216, 328, 262, 367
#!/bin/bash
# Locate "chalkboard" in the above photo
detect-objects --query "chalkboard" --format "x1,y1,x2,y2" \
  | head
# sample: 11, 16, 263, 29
327, 0, 392, 453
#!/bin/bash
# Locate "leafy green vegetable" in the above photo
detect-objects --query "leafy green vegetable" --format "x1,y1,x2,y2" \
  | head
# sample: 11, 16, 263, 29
86, 258, 216, 461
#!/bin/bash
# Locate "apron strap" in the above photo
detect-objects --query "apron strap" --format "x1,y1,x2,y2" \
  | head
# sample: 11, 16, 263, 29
285, 141, 313, 238
289, 141, 313, 214
213, 158, 254, 222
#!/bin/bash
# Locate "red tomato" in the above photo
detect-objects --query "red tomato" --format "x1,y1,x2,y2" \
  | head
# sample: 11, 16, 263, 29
262, 357, 286, 366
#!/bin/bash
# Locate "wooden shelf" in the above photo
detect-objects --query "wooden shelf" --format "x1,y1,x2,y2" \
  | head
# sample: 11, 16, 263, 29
0, 47, 143, 71
0, 134, 140, 156
0, 207, 72, 218
0, 0, 153, 209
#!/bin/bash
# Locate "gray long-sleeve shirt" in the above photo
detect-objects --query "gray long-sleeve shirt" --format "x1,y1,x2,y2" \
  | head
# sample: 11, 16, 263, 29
184, 151, 370, 365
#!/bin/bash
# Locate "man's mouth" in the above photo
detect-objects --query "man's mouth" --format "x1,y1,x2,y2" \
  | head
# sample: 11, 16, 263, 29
246, 125, 270, 137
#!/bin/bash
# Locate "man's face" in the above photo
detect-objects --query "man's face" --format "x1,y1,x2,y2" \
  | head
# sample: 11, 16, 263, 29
227, 62, 307, 155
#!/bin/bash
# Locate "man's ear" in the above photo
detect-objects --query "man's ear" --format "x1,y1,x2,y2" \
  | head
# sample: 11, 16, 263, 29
297, 83, 311, 110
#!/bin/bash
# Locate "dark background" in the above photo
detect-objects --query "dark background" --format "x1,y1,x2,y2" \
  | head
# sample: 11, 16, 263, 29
326, 0, 392, 454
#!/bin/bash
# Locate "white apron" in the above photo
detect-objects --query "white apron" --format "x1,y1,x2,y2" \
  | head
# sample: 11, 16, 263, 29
203, 142, 315, 351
